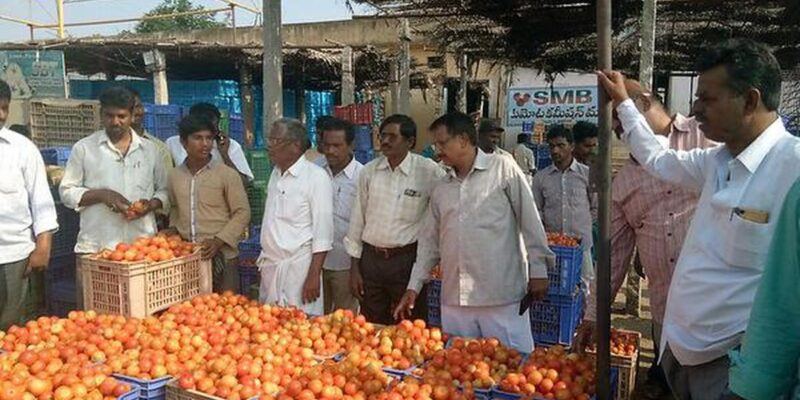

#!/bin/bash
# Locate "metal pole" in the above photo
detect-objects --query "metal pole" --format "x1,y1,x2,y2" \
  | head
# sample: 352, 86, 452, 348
55, 0, 65, 39
240, 64, 255, 147
230, 4, 237, 44
389, 59, 399, 114
29, 25, 34, 41
262, 0, 283, 131
639, 0, 657, 90
596, 0, 613, 399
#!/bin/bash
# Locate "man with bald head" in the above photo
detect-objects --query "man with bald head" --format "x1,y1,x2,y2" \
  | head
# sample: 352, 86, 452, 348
579, 78, 716, 397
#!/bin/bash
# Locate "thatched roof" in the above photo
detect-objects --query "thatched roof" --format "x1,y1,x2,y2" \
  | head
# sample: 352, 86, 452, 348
351, 0, 800, 74
0, 37, 430, 91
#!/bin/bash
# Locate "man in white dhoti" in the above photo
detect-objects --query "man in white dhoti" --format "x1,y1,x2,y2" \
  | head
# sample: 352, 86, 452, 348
258, 118, 334, 315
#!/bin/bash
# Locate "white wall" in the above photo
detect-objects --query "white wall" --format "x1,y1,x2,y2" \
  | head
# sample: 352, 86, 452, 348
666, 74, 698, 116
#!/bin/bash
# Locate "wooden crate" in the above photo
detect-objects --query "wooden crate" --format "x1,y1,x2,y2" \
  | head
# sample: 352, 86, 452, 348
165, 380, 258, 400
80, 251, 212, 318
587, 329, 641, 400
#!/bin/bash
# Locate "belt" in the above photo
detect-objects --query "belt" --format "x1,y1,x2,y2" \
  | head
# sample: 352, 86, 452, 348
364, 242, 417, 259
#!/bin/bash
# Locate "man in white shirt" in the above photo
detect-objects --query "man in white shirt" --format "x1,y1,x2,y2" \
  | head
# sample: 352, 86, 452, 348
320, 117, 363, 313
597, 38, 800, 400
165, 103, 255, 181
512, 133, 536, 185
395, 112, 552, 352
258, 118, 333, 316
345, 114, 446, 324
0, 79, 59, 329
60, 86, 169, 307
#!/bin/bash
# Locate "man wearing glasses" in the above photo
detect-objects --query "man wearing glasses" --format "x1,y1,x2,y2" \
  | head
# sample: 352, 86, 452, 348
257, 118, 333, 315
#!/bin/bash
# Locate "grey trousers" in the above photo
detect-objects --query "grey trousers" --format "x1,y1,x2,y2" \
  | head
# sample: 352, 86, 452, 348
661, 345, 730, 400
0, 258, 30, 330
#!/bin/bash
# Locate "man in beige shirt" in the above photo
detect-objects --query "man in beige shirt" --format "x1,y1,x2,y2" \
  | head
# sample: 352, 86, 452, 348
345, 114, 446, 324
395, 112, 553, 352
168, 115, 251, 293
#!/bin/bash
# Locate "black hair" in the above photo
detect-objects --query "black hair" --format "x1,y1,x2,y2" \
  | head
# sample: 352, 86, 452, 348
99, 86, 136, 111
517, 133, 529, 144
179, 114, 216, 141
128, 88, 141, 99
429, 112, 477, 145
380, 114, 417, 142
572, 121, 598, 144
546, 124, 574, 143
315, 115, 336, 133
696, 38, 782, 111
189, 102, 222, 121
321, 117, 355, 145
9, 124, 30, 138
0, 80, 11, 101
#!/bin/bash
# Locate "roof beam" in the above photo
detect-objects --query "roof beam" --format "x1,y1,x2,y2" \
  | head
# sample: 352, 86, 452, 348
36, 7, 230, 29
214, 0, 260, 14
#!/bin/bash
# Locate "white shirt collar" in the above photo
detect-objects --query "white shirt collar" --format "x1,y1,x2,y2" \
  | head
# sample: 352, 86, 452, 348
283, 156, 308, 177
717, 118, 788, 174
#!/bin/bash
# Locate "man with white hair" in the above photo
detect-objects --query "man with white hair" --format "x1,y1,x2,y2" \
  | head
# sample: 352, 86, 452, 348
257, 118, 334, 315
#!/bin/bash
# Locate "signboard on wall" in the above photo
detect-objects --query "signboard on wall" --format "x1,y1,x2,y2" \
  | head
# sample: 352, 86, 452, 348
0, 50, 67, 99
506, 85, 599, 127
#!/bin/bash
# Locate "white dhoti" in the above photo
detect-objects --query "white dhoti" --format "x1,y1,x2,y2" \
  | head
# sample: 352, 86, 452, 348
258, 245, 324, 316
441, 302, 535, 353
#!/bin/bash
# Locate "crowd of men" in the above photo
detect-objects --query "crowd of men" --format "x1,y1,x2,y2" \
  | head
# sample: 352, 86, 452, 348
1, 36, 799, 399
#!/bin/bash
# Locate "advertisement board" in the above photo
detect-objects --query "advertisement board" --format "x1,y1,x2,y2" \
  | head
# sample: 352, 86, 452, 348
506, 85, 599, 127
0, 50, 67, 99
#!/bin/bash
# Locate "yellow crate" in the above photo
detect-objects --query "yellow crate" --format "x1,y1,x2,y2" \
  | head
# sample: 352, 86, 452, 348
80, 251, 212, 318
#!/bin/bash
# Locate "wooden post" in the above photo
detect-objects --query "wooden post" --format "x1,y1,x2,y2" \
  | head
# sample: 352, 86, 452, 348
458, 52, 468, 113
262, 0, 283, 132
398, 18, 411, 115
239, 64, 255, 147
146, 50, 169, 105
341, 46, 355, 106
596, 0, 613, 399
639, 0, 657, 90
28, 25, 34, 41
296, 67, 306, 124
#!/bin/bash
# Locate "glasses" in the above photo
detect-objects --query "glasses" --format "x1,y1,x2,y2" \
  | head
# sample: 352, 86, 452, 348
267, 136, 291, 146
432, 136, 456, 148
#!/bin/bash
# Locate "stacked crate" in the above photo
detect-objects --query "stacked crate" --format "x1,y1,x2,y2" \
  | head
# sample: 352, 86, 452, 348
529, 243, 584, 347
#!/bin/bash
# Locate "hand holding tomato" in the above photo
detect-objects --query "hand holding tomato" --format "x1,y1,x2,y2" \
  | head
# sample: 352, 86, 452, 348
393, 290, 418, 321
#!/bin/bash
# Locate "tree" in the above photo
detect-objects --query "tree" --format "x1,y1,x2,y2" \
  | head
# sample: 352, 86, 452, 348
135, 0, 225, 34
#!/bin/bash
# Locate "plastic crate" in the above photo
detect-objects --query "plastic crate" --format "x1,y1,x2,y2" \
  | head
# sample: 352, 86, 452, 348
354, 149, 375, 164
45, 254, 77, 293
238, 266, 260, 300
29, 99, 101, 147
113, 375, 172, 400
529, 292, 584, 347
427, 305, 441, 327
228, 113, 245, 145
52, 203, 79, 258
490, 368, 618, 400
535, 144, 552, 170
248, 224, 261, 239
354, 125, 373, 151
246, 149, 272, 181
247, 180, 268, 223
353, 103, 373, 125
40, 146, 72, 166
427, 279, 441, 308
165, 380, 259, 400
143, 104, 183, 142
80, 251, 212, 318
547, 244, 583, 296
117, 385, 141, 400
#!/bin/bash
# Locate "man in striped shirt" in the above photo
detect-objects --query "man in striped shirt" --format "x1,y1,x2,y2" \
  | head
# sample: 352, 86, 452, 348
580, 79, 716, 396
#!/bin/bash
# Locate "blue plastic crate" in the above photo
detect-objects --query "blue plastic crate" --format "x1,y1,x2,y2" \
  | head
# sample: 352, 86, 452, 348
117, 386, 140, 400
239, 265, 260, 299
52, 204, 79, 258
427, 279, 441, 308
490, 367, 618, 400
427, 305, 441, 327
112, 374, 172, 400
40, 146, 72, 166
354, 125, 373, 151
229, 113, 245, 145
535, 144, 552, 170
143, 104, 182, 142
529, 292, 584, 347
548, 244, 583, 296
249, 224, 261, 239
354, 149, 375, 164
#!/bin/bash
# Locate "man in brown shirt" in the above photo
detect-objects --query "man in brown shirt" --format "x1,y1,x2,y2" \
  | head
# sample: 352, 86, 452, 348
168, 114, 251, 293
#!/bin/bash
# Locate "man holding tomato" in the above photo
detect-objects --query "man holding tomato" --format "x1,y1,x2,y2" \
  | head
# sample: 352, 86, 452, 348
60, 86, 169, 307
0, 79, 59, 330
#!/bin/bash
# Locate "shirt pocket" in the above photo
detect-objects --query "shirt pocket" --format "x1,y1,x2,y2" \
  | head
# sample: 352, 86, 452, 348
277, 192, 309, 226
722, 214, 771, 270
0, 172, 27, 216
398, 189, 427, 223
334, 184, 357, 220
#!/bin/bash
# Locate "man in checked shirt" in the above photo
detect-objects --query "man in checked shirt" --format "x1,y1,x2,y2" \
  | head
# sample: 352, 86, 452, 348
577, 79, 717, 397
